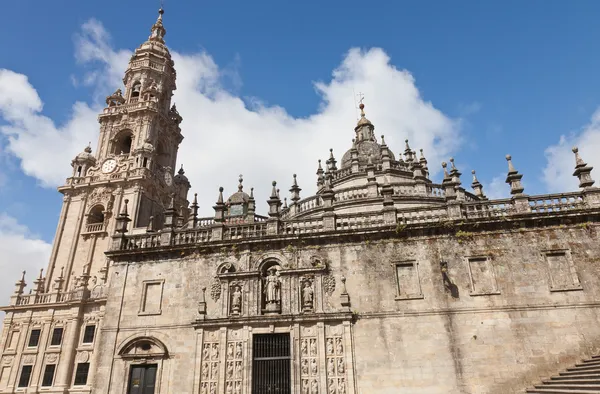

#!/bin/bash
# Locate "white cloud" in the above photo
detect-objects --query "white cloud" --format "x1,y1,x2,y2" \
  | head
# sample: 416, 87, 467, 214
0, 214, 52, 327
0, 19, 462, 217
485, 174, 509, 200
543, 108, 600, 192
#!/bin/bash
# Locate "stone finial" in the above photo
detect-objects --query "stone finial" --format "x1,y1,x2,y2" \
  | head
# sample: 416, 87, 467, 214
340, 276, 351, 312
326, 148, 338, 171
449, 158, 462, 185
163, 193, 178, 229
283, 197, 288, 209
54, 267, 65, 292
14, 271, 26, 296
572, 147, 596, 188
238, 174, 244, 192
250, 187, 254, 199
178, 165, 185, 175
146, 216, 155, 233
316, 159, 325, 188
115, 199, 131, 234
381, 135, 387, 146
149, 7, 167, 43
404, 139, 414, 162
505, 154, 525, 195
198, 286, 207, 319
268, 181, 282, 218
188, 193, 199, 228
471, 170, 487, 199
214, 187, 226, 223
33, 269, 44, 295
441, 162, 450, 181
420, 149, 429, 178
289, 174, 302, 203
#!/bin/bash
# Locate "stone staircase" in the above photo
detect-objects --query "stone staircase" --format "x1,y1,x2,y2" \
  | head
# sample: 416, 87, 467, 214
526, 355, 600, 393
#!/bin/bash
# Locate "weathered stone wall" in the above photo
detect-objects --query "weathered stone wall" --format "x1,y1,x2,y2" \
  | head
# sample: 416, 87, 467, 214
93, 222, 600, 393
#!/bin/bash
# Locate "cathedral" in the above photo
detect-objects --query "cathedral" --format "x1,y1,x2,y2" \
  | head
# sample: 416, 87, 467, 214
2, 8, 600, 394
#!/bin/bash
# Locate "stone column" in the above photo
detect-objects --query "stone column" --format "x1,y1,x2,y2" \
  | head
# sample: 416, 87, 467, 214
55, 315, 81, 390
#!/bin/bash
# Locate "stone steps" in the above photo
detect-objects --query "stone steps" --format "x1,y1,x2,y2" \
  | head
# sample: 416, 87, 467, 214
526, 355, 600, 394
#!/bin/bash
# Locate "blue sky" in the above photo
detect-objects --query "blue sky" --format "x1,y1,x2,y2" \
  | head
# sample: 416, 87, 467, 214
0, 0, 599, 285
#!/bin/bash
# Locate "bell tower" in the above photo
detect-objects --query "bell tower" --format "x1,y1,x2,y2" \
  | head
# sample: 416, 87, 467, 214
47, 8, 190, 291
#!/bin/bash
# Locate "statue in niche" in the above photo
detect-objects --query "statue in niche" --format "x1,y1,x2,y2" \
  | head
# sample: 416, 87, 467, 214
326, 338, 334, 356
301, 339, 308, 356
235, 342, 242, 359
263, 266, 281, 314
227, 343, 234, 359
226, 382, 233, 394
311, 358, 318, 375
301, 278, 314, 312
230, 284, 242, 316
311, 379, 319, 394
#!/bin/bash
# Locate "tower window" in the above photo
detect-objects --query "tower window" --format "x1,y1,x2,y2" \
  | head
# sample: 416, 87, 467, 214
28, 329, 41, 347
87, 206, 105, 225
131, 81, 141, 98
76, 166, 82, 177
113, 131, 133, 155
143, 157, 148, 168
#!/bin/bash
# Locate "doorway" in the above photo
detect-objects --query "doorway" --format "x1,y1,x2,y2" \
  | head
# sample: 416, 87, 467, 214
127, 364, 157, 394
252, 334, 291, 393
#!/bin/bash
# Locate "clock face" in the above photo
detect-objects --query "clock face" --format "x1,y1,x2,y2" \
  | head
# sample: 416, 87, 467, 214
164, 171, 173, 186
101, 159, 117, 174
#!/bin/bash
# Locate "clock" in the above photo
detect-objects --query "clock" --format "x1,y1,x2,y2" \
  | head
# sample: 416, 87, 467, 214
164, 171, 173, 186
101, 158, 117, 174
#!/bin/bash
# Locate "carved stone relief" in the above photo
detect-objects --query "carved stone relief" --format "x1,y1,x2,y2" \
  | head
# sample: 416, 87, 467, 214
77, 351, 90, 363
322, 274, 336, 296
45, 353, 59, 364
210, 277, 221, 302
1, 356, 13, 366
301, 276, 315, 312
200, 331, 220, 394
22, 355, 35, 365
229, 283, 242, 316
225, 340, 243, 394
325, 332, 347, 394
301, 336, 320, 394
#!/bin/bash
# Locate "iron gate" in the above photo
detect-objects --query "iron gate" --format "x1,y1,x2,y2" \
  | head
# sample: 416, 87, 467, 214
252, 333, 291, 393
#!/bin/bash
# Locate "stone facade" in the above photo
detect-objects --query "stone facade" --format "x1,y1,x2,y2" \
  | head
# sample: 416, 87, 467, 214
2, 8, 600, 394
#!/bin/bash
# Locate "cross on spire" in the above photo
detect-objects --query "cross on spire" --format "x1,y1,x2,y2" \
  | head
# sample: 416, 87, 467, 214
357, 92, 365, 106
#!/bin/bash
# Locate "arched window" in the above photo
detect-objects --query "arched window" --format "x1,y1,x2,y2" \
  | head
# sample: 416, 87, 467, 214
87, 205, 105, 224
131, 81, 141, 99
112, 131, 133, 155
85, 205, 105, 233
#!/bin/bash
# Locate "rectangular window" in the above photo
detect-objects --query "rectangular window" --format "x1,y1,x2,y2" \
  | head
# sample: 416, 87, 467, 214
28, 329, 41, 347
17, 365, 32, 388
139, 280, 164, 315
50, 327, 63, 346
252, 334, 290, 394
6, 331, 19, 350
544, 250, 582, 291
467, 256, 500, 296
41, 364, 56, 387
73, 363, 90, 386
82, 325, 95, 344
392, 261, 423, 300
0, 366, 10, 390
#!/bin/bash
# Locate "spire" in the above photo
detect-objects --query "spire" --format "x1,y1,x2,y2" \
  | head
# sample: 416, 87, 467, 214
14, 271, 26, 296
115, 199, 131, 234
289, 174, 302, 203
268, 181, 282, 218
572, 147, 596, 189
188, 192, 199, 228
326, 149, 338, 171
471, 170, 487, 199
163, 193, 178, 229
316, 159, 325, 187
354, 102, 375, 141
420, 149, 429, 178
238, 174, 244, 192
214, 187, 226, 222
505, 155, 525, 195
404, 139, 414, 162
449, 158, 462, 185
149, 8, 167, 43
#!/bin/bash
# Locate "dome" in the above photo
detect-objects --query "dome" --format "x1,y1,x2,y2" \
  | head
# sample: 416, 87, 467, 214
174, 165, 189, 184
340, 140, 396, 169
227, 176, 250, 204
74, 145, 96, 163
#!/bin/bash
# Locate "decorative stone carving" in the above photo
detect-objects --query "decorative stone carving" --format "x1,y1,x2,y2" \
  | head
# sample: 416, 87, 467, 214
45, 353, 59, 363
301, 337, 319, 394
201, 334, 221, 394
77, 351, 90, 363
263, 266, 282, 314
210, 277, 221, 302
322, 274, 336, 296
230, 283, 242, 316
326, 335, 347, 394
225, 340, 243, 392
301, 276, 314, 312
23, 355, 35, 365
2, 356, 13, 365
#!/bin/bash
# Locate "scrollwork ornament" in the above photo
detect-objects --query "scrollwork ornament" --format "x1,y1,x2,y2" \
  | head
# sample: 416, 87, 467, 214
210, 277, 222, 301
322, 274, 336, 296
